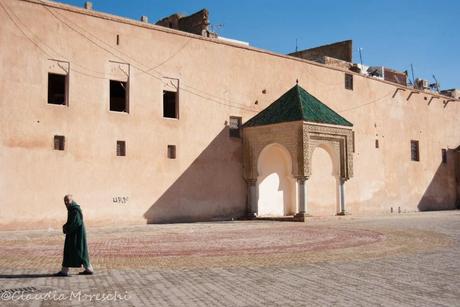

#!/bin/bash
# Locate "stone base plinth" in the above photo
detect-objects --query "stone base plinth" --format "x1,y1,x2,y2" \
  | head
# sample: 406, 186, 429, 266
293, 213, 310, 222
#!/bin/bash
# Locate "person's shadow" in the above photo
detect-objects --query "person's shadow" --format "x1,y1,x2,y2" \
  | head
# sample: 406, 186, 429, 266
0, 273, 57, 279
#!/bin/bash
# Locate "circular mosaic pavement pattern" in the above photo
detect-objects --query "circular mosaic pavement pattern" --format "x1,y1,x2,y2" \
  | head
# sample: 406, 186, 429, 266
0, 221, 449, 269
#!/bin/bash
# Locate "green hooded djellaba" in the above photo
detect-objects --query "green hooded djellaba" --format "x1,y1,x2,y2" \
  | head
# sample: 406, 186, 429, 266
62, 202, 90, 268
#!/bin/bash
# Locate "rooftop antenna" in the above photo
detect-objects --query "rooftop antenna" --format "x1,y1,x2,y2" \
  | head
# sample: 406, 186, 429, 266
295, 38, 298, 53
404, 70, 412, 86
410, 64, 415, 85
430, 74, 440, 92
210, 23, 224, 35
358, 48, 364, 68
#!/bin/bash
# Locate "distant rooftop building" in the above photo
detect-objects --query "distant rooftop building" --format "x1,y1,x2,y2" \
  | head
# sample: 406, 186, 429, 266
289, 40, 409, 87
289, 40, 353, 63
155, 9, 217, 38
440, 89, 460, 100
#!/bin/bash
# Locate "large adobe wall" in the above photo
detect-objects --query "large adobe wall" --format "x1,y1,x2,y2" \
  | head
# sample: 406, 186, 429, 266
0, 0, 459, 227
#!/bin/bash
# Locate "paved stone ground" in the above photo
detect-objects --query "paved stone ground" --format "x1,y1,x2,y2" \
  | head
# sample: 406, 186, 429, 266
0, 211, 459, 306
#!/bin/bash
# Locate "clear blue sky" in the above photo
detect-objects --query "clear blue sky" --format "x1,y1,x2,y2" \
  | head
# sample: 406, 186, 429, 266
55, 0, 459, 89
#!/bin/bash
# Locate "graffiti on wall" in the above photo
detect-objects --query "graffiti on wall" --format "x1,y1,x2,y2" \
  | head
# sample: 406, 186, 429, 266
113, 196, 129, 204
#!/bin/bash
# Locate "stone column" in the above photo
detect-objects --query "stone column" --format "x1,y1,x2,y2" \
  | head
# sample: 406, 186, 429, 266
294, 176, 309, 221
337, 177, 346, 215
247, 179, 258, 219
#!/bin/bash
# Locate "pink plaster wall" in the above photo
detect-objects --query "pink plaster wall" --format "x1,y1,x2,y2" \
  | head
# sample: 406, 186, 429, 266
0, 0, 459, 227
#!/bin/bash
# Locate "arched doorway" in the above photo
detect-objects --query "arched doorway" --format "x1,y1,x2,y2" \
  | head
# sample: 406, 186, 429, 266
256, 144, 295, 216
308, 145, 340, 215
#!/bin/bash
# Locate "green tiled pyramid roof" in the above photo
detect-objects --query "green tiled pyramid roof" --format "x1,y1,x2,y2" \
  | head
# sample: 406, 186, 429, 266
243, 84, 353, 127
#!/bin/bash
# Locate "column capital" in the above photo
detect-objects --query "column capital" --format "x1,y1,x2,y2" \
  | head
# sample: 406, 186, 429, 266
246, 179, 257, 185
296, 176, 309, 183
294, 212, 310, 222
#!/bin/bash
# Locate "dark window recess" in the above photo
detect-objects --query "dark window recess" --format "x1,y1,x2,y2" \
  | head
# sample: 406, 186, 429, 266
375, 139, 379, 149
442, 149, 447, 164
48, 73, 67, 105
411, 140, 419, 161
54, 135, 65, 151
229, 116, 242, 138
116, 34, 120, 45
117, 141, 126, 156
110, 80, 128, 112
345, 73, 353, 90
163, 91, 178, 118
167, 145, 176, 159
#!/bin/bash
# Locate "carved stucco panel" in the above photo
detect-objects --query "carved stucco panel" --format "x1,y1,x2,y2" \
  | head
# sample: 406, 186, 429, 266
243, 122, 303, 180
302, 124, 310, 178
304, 123, 354, 180
242, 122, 354, 182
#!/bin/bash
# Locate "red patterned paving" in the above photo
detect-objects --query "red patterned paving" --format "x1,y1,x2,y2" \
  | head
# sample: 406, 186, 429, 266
1, 223, 384, 260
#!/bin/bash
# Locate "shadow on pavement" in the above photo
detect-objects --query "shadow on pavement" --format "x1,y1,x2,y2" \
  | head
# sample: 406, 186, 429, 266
0, 273, 57, 279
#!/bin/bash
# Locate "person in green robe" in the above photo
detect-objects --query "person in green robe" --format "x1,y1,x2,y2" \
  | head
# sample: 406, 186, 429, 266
55, 195, 94, 276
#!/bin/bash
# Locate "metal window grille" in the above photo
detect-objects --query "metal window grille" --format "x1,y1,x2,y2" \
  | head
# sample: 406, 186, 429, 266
168, 145, 176, 159
345, 73, 353, 90
117, 141, 126, 156
410, 140, 419, 161
53, 135, 65, 151
442, 149, 447, 164
229, 116, 242, 138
